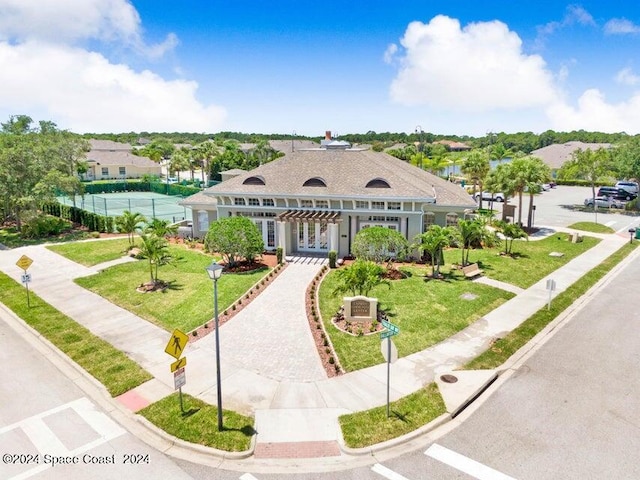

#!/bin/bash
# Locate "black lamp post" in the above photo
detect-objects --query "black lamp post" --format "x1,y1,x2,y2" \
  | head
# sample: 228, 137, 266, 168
205, 261, 224, 431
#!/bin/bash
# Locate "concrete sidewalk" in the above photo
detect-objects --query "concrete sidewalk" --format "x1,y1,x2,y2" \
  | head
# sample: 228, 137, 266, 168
0, 229, 630, 461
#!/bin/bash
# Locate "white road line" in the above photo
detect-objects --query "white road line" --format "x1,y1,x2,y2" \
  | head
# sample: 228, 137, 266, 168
239, 474, 260, 480
605, 221, 615, 227
425, 444, 516, 480
371, 463, 412, 480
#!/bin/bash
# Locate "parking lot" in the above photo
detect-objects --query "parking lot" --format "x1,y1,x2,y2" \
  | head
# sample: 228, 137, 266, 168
485, 185, 640, 233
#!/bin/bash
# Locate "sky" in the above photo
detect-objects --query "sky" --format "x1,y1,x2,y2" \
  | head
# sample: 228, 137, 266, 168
2, 1, 640, 137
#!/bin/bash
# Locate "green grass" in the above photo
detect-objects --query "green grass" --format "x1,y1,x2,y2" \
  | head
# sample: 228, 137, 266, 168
320, 265, 514, 372
48, 238, 132, 266
0, 226, 94, 248
339, 383, 446, 448
444, 233, 599, 288
75, 246, 271, 332
568, 222, 615, 234
0, 272, 152, 396
139, 393, 254, 451
464, 242, 637, 370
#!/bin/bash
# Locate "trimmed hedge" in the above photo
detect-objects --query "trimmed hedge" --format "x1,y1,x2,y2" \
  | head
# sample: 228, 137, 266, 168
42, 202, 114, 233
83, 181, 200, 197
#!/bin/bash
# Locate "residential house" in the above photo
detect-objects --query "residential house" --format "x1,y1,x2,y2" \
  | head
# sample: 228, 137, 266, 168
531, 141, 612, 174
83, 140, 162, 180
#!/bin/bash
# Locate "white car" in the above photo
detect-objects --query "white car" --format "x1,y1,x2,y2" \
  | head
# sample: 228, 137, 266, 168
584, 196, 625, 209
615, 181, 639, 195
473, 191, 505, 202
167, 177, 179, 184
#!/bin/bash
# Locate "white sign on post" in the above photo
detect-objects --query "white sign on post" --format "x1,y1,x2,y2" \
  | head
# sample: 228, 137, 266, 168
174, 367, 186, 390
546, 279, 556, 310
381, 338, 398, 364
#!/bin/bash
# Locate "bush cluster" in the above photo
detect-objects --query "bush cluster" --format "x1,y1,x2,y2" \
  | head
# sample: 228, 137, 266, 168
41, 202, 114, 233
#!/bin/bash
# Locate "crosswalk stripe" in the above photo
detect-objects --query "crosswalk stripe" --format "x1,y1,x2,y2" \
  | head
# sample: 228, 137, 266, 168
371, 463, 412, 480
425, 444, 516, 480
239, 474, 260, 480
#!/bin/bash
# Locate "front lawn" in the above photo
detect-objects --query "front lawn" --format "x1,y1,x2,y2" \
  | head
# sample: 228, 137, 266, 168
320, 265, 514, 372
568, 222, 615, 234
0, 226, 94, 248
75, 246, 270, 332
48, 238, 132, 266
444, 233, 599, 288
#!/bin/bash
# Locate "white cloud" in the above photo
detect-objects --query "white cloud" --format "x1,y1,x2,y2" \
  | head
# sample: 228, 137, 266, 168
604, 18, 640, 35
546, 89, 640, 133
383, 43, 398, 64
389, 15, 559, 111
0, 0, 226, 133
615, 67, 640, 86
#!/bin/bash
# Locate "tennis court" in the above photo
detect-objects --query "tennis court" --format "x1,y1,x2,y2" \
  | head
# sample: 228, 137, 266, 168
57, 191, 192, 223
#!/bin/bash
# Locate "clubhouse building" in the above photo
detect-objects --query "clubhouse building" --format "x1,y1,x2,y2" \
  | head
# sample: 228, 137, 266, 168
181, 137, 476, 258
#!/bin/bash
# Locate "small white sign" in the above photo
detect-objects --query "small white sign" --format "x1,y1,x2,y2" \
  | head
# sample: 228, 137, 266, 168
381, 338, 398, 364
174, 367, 186, 390
21, 273, 32, 284
546, 279, 556, 291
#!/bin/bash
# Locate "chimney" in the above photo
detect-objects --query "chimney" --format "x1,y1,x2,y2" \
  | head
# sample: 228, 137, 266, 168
325, 130, 332, 140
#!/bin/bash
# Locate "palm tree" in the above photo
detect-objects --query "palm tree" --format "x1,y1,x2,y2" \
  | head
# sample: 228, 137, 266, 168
115, 210, 146, 248
497, 221, 527, 255
144, 218, 178, 239
457, 219, 483, 267
194, 141, 219, 185
522, 157, 551, 229
462, 150, 490, 209
137, 233, 172, 285
414, 225, 455, 277
332, 259, 390, 297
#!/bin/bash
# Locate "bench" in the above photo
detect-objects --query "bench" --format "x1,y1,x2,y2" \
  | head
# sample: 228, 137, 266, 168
462, 263, 483, 278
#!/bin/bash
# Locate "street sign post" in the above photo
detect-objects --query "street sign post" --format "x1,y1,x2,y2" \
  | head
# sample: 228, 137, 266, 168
174, 367, 186, 414
380, 318, 400, 417
170, 356, 187, 373
546, 279, 556, 310
16, 255, 33, 307
165, 330, 189, 414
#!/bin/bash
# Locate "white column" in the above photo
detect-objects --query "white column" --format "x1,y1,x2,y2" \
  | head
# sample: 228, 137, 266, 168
277, 221, 287, 254
329, 223, 339, 253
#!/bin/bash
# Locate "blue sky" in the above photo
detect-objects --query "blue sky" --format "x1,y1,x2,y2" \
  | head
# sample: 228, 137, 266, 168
2, 1, 640, 137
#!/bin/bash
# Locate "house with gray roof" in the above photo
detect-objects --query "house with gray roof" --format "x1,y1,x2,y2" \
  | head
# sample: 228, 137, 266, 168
84, 140, 161, 180
181, 141, 475, 258
531, 141, 612, 171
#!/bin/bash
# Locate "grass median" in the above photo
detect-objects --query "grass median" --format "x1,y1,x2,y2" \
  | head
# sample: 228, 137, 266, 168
139, 393, 255, 452
0, 272, 152, 396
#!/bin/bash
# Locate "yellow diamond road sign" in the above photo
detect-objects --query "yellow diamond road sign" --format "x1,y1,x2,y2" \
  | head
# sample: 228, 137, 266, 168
16, 255, 33, 271
170, 356, 187, 373
165, 329, 189, 360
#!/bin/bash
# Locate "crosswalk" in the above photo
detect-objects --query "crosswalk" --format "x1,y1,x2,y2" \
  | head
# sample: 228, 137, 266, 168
0, 397, 126, 480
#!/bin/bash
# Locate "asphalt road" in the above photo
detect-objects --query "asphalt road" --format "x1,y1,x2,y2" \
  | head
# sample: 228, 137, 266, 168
0, 314, 195, 480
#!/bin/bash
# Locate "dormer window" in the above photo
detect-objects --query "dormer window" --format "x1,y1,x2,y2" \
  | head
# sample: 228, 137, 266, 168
303, 177, 327, 187
366, 178, 390, 188
243, 176, 265, 185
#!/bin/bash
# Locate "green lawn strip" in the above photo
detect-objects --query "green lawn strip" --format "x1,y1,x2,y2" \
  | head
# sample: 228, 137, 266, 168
567, 222, 615, 234
0, 227, 93, 248
0, 272, 152, 396
464, 242, 637, 370
139, 393, 254, 452
320, 265, 514, 372
75, 246, 270, 332
48, 238, 132, 266
339, 383, 446, 448
443, 234, 599, 289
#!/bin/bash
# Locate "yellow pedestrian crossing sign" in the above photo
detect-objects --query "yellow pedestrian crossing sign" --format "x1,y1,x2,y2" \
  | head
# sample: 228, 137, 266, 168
164, 329, 189, 359
16, 255, 33, 271
170, 356, 187, 372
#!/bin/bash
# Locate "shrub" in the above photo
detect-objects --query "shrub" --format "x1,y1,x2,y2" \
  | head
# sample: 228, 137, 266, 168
21, 214, 72, 238
276, 246, 283, 264
328, 357, 335, 364
328, 250, 337, 268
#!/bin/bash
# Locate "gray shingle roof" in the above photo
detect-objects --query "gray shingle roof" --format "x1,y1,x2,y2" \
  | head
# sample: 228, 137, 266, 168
531, 141, 612, 170
201, 148, 475, 207
89, 139, 132, 151
85, 150, 158, 167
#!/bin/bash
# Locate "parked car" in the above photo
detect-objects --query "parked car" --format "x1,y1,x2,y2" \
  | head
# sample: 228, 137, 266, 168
615, 181, 639, 195
473, 191, 505, 202
597, 186, 636, 201
584, 196, 625, 209
166, 177, 179, 184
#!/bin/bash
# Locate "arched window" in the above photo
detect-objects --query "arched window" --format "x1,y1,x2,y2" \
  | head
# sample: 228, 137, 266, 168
303, 177, 327, 187
365, 178, 390, 188
243, 176, 265, 186
446, 212, 459, 227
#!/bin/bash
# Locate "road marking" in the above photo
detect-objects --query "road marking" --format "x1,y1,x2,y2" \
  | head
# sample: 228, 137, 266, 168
425, 444, 516, 480
371, 463, 412, 480
604, 221, 615, 227
2, 397, 126, 480
239, 474, 260, 480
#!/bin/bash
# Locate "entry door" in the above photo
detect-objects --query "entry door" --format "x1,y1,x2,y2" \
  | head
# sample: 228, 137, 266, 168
297, 222, 328, 251
254, 219, 276, 249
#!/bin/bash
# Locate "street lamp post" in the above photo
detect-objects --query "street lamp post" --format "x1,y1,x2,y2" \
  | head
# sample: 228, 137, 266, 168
205, 261, 224, 431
